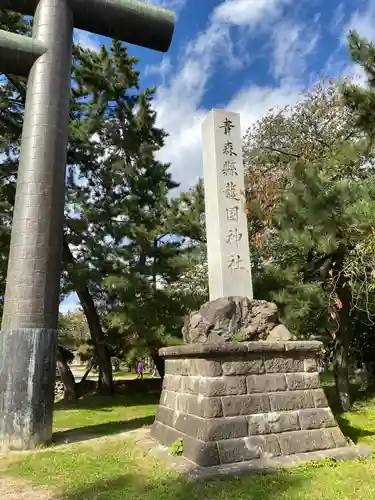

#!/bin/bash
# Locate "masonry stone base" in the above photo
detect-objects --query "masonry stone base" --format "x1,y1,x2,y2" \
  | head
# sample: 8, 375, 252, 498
151, 342, 352, 467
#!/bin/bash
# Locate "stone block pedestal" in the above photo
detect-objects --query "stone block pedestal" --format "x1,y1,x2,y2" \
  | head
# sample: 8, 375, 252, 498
151, 342, 355, 468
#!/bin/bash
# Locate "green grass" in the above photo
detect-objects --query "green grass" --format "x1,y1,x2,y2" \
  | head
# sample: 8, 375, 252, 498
52, 389, 158, 444
1, 378, 375, 500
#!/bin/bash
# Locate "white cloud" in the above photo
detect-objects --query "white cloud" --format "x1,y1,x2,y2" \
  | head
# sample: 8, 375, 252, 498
152, 0, 300, 191
145, 56, 173, 84
331, 3, 345, 35
213, 0, 291, 27
149, 0, 187, 15
229, 83, 302, 132
150, 0, 375, 193
74, 29, 102, 52
333, 59, 367, 87
271, 20, 320, 81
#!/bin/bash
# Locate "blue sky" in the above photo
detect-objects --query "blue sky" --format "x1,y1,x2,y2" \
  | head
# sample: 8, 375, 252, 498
61, 0, 374, 313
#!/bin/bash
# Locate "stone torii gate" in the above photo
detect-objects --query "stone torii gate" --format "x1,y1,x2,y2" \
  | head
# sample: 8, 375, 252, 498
0, 0, 175, 450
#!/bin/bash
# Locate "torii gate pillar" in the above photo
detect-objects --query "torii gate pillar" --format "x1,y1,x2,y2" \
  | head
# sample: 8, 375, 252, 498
0, 0, 174, 451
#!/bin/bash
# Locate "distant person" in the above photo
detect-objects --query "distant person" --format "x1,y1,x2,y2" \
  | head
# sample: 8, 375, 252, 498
136, 360, 144, 379
151, 365, 159, 378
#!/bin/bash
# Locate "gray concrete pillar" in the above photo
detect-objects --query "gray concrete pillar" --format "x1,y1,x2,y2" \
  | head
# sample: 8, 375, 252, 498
0, 0, 73, 450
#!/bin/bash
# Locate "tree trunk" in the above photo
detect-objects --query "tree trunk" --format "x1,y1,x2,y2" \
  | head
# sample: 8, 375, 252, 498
333, 336, 351, 412
77, 364, 92, 386
334, 258, 353, 412
77, 286, 113, 395
152, 352, 165, 379
149, 246, 166, 381
56, 346, 77, 402
97, 369, 102, 391
62, 239, 114, 396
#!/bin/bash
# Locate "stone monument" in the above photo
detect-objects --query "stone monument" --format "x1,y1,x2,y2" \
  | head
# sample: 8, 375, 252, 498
202, 110, 253, 301
0, 0, 175, 451
151, 109, 368, 471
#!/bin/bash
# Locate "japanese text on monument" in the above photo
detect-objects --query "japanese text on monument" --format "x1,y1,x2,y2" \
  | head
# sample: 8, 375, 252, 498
219, 117, 243, 271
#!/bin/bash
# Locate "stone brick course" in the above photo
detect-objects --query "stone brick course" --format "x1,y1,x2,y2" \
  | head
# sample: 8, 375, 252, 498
152, 341, 350, 467
247, 373, 287, 393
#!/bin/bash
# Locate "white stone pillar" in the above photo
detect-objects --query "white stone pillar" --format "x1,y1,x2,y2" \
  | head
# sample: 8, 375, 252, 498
202, 109, 253, 301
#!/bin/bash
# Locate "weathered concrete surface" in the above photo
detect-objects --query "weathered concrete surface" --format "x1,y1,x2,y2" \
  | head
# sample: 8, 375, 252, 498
0, 329, 57, 451
152, 341, 366, 468
0, 0, 73, 452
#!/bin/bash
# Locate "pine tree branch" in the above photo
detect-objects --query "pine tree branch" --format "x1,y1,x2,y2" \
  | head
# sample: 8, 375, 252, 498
302, 248, 343, 281
6, 75, 26, 102
156, 233, 167, 243
344, 130, 357, 142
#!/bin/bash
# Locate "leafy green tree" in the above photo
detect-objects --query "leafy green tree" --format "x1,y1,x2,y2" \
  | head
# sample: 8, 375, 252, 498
167, 180, 208, 309
62, 41, 204, 379
101, 181, 206, 377
243, 77, 374, 228
257, 149, 375, 411
338, 30, 375, 383
58, 310, 90, 350
243, 75, 375, 411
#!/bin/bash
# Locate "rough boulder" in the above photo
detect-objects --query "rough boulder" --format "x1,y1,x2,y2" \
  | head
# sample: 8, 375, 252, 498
182, 296, 292, 344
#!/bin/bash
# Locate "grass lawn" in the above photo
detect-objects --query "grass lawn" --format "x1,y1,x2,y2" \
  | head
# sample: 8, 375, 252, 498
1, 378, 375, 500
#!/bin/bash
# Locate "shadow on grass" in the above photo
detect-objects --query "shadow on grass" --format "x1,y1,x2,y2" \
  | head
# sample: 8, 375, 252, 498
335, 414, 375, 444
57, 469, 307, 500
323, 381, 375, 415
52, 415, 155, 445
321, 377, 375, 444
55, 379, 162, 411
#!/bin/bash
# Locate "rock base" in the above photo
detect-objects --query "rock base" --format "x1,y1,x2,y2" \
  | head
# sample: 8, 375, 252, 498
152, 342, 357, 468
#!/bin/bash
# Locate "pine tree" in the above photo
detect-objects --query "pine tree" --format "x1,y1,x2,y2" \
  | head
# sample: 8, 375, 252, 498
342, 31, 375, 136
62, 41, 200, 379
98, 154, 206, 377
0, 15, 202, 391
262, 147, 375, 411
244, 75, 375, 411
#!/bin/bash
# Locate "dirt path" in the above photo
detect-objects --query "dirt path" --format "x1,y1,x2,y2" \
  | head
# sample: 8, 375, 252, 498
0, 478, 55, 499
